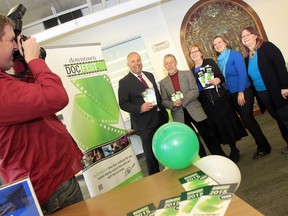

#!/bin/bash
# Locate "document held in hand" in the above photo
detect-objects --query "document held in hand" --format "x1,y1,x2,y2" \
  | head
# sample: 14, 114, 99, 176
141, 88, 157, 106
197, 65, 215, 90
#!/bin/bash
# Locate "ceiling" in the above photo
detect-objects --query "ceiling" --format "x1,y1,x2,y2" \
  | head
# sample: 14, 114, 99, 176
0, 0, 104, 27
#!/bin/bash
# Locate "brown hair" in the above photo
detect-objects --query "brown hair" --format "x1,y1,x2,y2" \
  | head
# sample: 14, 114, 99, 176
189, 44, 204, 59
213, 33, 232, 55
240, 26, 264, 58
0, 14, 15, 39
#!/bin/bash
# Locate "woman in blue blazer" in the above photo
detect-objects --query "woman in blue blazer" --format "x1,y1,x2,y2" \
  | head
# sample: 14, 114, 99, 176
213, 33, 271, 159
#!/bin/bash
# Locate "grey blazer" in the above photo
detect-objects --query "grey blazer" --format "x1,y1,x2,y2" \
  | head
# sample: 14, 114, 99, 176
159, 70, 207, 122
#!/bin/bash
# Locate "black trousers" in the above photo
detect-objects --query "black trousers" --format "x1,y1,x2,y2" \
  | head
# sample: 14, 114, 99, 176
257, 90, 288, 144
183, 108, 226, 157
137, 111, 167, 175
229, 87, 271, 152
137, 127, 160, 175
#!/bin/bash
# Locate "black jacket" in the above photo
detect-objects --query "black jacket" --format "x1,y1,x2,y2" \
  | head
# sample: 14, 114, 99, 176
191, 58, 226, 104
245, 41, 288, 110
118, 71, 168, 131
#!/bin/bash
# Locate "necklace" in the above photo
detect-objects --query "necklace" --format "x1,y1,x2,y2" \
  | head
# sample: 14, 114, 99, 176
249, 50, 255, 58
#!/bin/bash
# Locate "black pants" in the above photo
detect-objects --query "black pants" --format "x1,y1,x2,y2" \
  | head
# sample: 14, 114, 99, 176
229, 87, 271, 152
257, 90, 288, 144
137, 111, 167, 175
183, 108, 226, 157
137, 127, 160, 175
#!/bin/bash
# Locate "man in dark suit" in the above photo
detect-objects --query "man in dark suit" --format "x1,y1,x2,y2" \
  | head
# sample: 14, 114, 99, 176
118, 52, 168, 175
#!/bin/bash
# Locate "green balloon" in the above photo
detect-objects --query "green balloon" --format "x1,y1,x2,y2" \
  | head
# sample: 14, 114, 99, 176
152, 122, 199, 170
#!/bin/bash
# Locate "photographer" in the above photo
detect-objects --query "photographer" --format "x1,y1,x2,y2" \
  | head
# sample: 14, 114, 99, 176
0, 14, 84, 215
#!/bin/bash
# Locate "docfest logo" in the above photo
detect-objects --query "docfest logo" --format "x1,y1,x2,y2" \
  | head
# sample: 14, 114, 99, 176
64, 56, 107, 78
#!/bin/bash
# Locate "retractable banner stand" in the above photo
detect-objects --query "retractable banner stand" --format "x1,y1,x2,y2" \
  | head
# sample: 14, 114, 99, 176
44, 43, 143, 197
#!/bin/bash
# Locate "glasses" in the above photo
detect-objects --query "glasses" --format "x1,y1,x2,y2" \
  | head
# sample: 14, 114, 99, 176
190, 50, 200, 55
241, 33, 252, 39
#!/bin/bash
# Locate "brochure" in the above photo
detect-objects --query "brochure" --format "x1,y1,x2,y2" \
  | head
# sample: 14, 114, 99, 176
171, 91, 184, 102
127, 171, 237, 216
141, 88, 157, 106
178, 184, 237, 216
154, 195, 181, 216
177, 186, 207, 215
0, 177, 43, 216
127, 203, 156, 216
197, 65, 215, 90
179, 170, 218, 191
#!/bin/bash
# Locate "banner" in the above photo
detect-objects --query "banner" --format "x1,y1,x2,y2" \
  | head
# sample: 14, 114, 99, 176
44, 43, 143, 197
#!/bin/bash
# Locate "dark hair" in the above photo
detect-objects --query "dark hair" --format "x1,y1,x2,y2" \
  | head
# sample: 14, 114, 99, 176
240, 26, 264, 58
0, 14, 15, 39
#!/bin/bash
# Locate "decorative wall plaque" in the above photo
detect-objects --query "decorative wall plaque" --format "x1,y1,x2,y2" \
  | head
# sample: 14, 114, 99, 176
180, 0, 267, 68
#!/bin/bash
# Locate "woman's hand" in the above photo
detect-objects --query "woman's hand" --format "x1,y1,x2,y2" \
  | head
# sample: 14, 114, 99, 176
237, 92, 245, 106
281, 89, 288, 99
208, 77, 221, 85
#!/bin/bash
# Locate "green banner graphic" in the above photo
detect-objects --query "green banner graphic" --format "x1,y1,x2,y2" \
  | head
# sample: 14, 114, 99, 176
44, 44, 142, 197
70, 74, 126, 150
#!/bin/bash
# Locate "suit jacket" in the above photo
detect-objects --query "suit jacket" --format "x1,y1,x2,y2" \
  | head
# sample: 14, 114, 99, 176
159, 70, 207, 122
118, 71, 168, 131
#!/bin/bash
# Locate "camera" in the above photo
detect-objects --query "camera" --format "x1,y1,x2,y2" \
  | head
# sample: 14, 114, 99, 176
7, 4, 46, 65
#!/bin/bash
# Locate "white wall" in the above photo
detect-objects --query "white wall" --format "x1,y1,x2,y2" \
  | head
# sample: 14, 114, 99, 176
34, 0, 288, 80
160, 0, 288, 68
244, 0, 288, 59
38, 5, 178, 81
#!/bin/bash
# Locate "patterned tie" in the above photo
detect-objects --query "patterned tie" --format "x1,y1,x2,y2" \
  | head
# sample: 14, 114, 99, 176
138, 74, 149, 89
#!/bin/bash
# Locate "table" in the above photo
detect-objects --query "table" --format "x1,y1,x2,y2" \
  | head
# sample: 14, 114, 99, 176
52, 165, 263, 216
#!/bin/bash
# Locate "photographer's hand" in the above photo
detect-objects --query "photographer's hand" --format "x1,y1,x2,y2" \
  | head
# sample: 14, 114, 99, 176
17, 35, 41, 63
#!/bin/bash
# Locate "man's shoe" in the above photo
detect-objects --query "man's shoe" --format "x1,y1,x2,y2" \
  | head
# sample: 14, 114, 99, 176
281, 146, 288, 154
253, 151, 270, 159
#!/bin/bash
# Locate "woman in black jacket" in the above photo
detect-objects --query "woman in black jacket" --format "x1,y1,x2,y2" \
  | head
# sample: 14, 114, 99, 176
240, 26, 288, 154
189, 44, 247, 162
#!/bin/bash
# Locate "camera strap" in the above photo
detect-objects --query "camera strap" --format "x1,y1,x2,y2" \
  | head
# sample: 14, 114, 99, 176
19, 36, 26, 60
